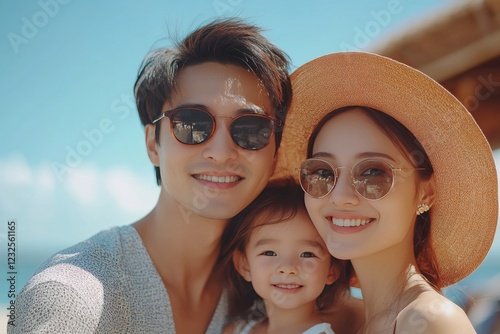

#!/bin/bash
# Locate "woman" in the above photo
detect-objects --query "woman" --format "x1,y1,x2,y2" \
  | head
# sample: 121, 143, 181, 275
273, 52, 498, 333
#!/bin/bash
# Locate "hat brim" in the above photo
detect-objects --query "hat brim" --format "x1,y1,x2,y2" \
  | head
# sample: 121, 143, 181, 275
273, 52, 498, 286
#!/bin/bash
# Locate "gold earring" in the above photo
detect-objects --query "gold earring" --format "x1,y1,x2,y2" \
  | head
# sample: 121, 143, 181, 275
416, 203, 430, 215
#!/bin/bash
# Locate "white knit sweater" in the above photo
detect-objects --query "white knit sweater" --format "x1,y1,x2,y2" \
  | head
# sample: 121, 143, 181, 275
7, 225, 227, 333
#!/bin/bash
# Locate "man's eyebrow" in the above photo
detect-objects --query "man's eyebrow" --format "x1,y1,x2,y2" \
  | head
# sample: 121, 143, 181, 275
167, 103, 268, 116
238, 106, 267, 115
167, 103, 205, 110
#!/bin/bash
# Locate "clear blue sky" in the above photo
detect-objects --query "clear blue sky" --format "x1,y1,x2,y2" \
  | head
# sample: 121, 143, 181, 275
1, 0, 498, 287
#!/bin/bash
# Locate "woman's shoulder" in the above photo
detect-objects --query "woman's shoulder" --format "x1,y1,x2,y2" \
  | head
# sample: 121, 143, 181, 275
396, 291, 476, 333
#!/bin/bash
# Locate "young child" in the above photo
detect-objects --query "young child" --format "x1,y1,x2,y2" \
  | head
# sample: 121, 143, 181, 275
221, 182, 352, 334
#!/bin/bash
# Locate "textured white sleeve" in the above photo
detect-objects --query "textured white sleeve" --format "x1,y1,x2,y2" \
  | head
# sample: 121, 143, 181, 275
8, 280, 99, 334
7, 263, 106, 334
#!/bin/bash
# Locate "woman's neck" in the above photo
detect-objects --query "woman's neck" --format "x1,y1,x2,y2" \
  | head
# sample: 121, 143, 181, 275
351, 242, 432, 332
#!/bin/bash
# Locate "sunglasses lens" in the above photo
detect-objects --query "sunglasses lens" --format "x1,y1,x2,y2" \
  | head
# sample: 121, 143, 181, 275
352, 160, 394, 200
171, 109, 213, 144
299, 159, 336, 198
231, 115, 274, 150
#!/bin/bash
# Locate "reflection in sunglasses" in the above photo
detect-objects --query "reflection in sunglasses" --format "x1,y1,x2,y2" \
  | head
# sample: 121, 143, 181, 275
299, 158, 427, 200
154, 107, 278, 150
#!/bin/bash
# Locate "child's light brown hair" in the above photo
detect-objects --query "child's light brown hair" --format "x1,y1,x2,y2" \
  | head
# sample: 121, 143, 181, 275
219, 180, 353, 318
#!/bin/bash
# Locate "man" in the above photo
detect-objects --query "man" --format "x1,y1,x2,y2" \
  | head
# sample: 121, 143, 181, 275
10, 19, 291, 333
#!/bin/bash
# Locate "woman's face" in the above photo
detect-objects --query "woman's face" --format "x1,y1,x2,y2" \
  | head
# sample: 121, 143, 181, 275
304, 108, 422, 261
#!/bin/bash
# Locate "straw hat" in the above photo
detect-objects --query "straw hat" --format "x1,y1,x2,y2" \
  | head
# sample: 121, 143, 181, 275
273, 51, 498, 286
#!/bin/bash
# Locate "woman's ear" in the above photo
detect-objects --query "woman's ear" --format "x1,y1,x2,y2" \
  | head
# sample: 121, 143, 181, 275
145, 124, 160, 166
233, 250, 251, 282
418, 174, 437, 209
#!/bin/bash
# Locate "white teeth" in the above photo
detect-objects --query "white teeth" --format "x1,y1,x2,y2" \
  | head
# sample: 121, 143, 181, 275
195, 175, 240, 183
332, 218, 371, 227
275, 284, 300, 289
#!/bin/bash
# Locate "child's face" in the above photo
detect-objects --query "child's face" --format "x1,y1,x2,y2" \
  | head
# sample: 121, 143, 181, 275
240, 208, 336, 311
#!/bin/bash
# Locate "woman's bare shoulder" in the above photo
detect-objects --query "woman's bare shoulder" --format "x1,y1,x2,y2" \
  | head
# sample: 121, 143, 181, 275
397, 291, 476, 333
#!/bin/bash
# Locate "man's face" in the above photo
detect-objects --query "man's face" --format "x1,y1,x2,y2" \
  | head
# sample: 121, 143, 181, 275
146, 62, 277, 220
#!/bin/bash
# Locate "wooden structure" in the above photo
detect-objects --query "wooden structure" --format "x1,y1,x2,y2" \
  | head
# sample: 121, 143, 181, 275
371, 0, 500, 150
371, 2, 500, 332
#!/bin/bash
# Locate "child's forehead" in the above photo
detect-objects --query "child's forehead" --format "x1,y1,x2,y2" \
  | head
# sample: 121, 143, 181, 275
249, 213, 325, 247
251, 206, 311, 230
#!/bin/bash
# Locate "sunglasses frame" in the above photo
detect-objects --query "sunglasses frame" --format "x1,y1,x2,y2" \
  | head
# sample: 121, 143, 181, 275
152, 107, 281, 150
299, 158, 428, 200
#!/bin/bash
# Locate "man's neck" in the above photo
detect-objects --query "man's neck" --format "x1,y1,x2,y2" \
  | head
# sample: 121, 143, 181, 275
133, 190, 229, 300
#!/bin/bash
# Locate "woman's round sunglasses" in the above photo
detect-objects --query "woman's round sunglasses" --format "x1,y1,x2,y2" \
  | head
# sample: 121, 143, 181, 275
298, 158, 428, 200
152, 107, 281, 150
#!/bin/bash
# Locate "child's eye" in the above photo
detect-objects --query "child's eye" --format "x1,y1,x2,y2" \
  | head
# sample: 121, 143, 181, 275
300, 252, 317, 258
260, 251, 276, 256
